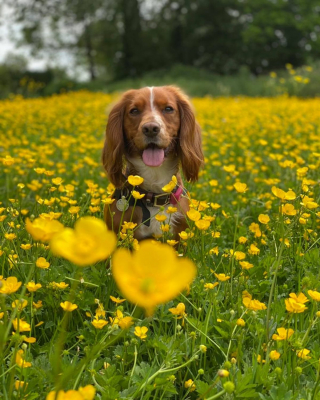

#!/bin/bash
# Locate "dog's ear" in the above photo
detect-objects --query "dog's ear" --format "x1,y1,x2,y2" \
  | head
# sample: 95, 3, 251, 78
102, 96, 127, 188
169, 86, 204, 182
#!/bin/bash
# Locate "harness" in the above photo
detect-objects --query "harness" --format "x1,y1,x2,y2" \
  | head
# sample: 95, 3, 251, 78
112, 182, 186, 227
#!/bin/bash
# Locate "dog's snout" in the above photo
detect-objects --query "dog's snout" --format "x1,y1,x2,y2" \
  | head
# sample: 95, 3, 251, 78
142, 122, 160, 137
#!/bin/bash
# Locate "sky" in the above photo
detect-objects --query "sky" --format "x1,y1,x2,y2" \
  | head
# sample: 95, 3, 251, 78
0, 3, 89, 80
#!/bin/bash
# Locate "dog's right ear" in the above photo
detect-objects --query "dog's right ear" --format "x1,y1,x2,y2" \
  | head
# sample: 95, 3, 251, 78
102, 96, 127, 188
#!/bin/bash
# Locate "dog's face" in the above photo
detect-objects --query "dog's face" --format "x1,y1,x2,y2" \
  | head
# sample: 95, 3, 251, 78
123, 87, 181, 167
103, 85, 204, 187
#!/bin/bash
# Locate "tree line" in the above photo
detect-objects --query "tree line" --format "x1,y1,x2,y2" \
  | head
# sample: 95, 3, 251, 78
4, 0, 320, 81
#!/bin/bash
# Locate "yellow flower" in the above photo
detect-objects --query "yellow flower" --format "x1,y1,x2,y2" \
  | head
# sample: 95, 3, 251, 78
118, 316, 134, 329
78, 385, 96, 400
162, 176, 177, 193
289, 292, 309, 304
234, 182, 248, 193
20, 243, 32, 250
285, 297, 308, 314
52, 177, 63, 185
308, 290, 320, 302
5, 233, 17, 240
167, 240, 179, 246
204, 282, 219, 290
14, 380, 28, 390
269, 350, 281, 361
12, 319, 31, 332
272, 327, 294, 341
33, 300, 43, 309
91, 318, 108, 329
209, 247, 219, 255
214, 272, 230, 282
15, 349, 32, 368
179, 231, 194, 240
0, 276, 22, 294
155, 214, 167, 222
233, 251, 246, 260
239, 261, 254, 270
12, 299, 28, 311
110, 295, 126, 304
134, 326, 148, 339
271, 186, 296, 201
132, 190, 145, 199
210, 203, 221, 209
60, 301, 78, 312
112, 240, 196, 315
248, 244, 260, 255
50, 217, 117, 267
36, 257, 50, 269
52, 282, 69, 290
187, 208, 201, 221
68, 206, 80, 214
26, 281, 42, 292
297, 348, 311, 360
184, 379, 196, 392
169, 303, 186, 318
160, 224, 170, 232
26, 217, 64, 243
167, 206, 177, 213
258, 214, 270, 224
23, 336, 36, 343
195, 219, 210, 230
236, 318, 245, 327
128, 175, 144, 186
242, 291, 266, 311
281, 203, 297, 216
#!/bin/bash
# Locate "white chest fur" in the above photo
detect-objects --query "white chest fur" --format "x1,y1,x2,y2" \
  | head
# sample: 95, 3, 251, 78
126, 156, 180, 238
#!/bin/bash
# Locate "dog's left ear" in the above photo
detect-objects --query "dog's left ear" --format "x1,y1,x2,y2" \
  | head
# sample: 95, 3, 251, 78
168, 86, 204, 182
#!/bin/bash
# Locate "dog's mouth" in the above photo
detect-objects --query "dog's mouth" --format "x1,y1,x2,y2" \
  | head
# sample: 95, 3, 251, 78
142, 143, 166, 167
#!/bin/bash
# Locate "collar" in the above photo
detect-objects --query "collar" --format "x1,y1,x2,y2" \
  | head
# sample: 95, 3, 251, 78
115, 181, 184, 208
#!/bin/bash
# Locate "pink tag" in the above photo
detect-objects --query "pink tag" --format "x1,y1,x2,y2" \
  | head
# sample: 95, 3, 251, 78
170, 186, 183, 205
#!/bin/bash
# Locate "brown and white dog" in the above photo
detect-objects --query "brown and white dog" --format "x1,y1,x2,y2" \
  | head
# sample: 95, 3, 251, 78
102, 86, 203, 240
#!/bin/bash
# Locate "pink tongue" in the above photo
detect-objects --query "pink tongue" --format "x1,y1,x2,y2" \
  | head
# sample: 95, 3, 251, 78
142, 148, 165, 167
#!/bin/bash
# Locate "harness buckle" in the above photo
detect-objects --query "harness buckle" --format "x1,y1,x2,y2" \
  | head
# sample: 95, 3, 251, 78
153, 193, 170, 207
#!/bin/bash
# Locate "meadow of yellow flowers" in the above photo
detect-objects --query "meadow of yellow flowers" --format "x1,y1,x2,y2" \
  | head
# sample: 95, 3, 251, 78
1, 91, 320, 399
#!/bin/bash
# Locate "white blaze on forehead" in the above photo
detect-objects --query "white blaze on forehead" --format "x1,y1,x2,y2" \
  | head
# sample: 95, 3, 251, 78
148, 86, 155, 111
148, 86, 163, 126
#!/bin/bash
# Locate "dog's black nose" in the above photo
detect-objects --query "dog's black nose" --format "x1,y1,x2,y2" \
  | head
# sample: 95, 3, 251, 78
142, 122, 160, 137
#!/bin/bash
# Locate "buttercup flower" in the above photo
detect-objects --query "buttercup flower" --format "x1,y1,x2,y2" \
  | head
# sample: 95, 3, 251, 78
234, 182, 248, 193
36, 257, 50, 269
0, 276, 22, 294
50, 217, 117, 266
60, 301, 78, 312
308, 290, 320, 301
26, 217, 64, 242
272, 327, 294, 341
128, 175, 144, 186
134, 326, 148, 339
242, 291, 266, 311
112, 240, 196, 315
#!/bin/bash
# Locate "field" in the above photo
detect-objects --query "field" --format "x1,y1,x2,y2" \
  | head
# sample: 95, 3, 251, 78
1, 91, 320, 399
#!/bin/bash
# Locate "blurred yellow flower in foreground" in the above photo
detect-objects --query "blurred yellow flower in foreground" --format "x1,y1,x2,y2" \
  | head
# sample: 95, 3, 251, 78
26, 217, 64, 243
50, 217, 117, 266
112, 240, 196, 315
46, 385, 96, 400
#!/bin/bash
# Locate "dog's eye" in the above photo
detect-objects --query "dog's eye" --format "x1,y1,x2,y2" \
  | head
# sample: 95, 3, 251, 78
164, 106, 174, 113
129, 108, 139, 115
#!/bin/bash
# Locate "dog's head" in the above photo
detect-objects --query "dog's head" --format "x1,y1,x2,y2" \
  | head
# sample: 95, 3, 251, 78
102, 86, 204, 187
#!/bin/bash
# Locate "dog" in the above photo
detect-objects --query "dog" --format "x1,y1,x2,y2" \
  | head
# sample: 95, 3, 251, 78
102, 85, 204, 240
